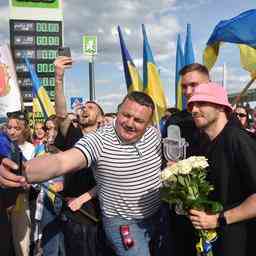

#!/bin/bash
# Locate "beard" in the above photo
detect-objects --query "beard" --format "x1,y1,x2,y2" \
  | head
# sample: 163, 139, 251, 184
193, 114, 217, 130
78, 116, 98, 128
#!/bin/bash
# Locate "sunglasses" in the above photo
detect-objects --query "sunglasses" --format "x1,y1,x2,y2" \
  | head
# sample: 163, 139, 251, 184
235, 113, 247, 118
7, 111, 28, 122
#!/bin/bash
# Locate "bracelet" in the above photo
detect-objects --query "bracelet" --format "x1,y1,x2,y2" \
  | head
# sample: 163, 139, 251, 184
217, 210, 227, 227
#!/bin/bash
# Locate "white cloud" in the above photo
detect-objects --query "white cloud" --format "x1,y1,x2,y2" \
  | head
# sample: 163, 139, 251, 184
169, 0, 210, 11
0, 5, 10, 45
211, 65, 252, 93
60, 0, 180, 64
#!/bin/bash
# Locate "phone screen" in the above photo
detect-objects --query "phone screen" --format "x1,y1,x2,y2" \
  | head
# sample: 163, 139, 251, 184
58, 47, 71, 57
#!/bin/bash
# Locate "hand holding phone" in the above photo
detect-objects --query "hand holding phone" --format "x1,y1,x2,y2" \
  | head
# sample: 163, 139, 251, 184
57, 47, 72, 68
58, 47, 71, 57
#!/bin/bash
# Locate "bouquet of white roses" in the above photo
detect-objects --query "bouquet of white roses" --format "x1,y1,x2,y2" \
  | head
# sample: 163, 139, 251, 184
161, 156, 222, 256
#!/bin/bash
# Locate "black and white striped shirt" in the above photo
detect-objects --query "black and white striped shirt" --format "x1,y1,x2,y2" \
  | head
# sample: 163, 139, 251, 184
75, 122, 162, 219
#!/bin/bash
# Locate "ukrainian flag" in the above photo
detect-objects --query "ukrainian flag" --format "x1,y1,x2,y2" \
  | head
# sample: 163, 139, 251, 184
24, 58, 55, 120
142, 24, 167, 123
34, 143, 46, 157
180, 23, 196, 109
118, 25, 143, 92
184, 24, 195, 66
203, 9, 256, 77
175, 34, 185, 110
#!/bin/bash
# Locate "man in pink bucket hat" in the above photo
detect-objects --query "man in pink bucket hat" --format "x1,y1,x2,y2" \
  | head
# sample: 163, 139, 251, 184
187, 82, 256, 256
187, 82, 232, 131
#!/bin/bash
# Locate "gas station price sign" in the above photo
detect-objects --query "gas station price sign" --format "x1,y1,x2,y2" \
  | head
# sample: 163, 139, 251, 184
10, 19, 62, 102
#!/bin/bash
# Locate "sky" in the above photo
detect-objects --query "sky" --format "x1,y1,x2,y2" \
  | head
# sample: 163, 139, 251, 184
0, 0, 256, 113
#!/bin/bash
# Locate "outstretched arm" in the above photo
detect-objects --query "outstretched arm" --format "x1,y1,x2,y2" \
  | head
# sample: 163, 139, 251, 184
24, 148, 88, 184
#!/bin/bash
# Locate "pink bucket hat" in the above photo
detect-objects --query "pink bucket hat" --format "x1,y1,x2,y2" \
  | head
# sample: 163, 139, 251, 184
188, 82, 232, 111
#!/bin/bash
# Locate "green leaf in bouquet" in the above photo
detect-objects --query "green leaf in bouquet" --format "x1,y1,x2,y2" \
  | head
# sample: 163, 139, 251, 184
160, 187, 174, 203
187, 185, 199, 200
177, 175, 188, 186
207, 201, 223, 213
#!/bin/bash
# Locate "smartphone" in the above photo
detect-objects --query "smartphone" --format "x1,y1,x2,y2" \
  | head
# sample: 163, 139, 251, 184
10, 142, 23, 176
120, 225, 134, 250
58, 47, 71, 57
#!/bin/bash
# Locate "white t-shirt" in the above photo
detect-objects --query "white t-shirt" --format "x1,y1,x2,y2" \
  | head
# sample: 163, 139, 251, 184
75, 122, 162, 219
19, 141, 35, 160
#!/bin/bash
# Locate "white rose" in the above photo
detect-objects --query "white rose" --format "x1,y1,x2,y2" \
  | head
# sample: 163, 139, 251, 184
189, 156, 209, 169
177, 159, 192, 175
161, 167, 175, 181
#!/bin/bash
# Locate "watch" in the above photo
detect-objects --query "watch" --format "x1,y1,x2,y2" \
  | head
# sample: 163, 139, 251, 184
218, 211, 227, 227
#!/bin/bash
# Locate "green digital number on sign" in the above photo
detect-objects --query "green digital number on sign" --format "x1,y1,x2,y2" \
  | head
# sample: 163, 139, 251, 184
37, 63, 55, 73
37, 50, 58, 60
36, 22, 59, 33
36, 36, 60, 46
40, 77, 55, 86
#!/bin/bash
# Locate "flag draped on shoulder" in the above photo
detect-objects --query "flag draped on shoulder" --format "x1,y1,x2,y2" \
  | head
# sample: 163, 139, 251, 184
117, 25, 143, 92
142, 24, 167, 123
24, 58, 55, 120
203, 9, 256, 77
175, 34, 185, 110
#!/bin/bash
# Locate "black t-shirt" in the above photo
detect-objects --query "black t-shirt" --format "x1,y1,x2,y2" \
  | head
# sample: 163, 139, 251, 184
55, 124, 96, 198
202, 118, 256, 256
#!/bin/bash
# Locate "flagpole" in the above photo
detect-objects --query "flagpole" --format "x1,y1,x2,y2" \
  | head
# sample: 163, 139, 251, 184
223, 62, 226, 89
89, 55, 95, 101
232, 77, 256, 106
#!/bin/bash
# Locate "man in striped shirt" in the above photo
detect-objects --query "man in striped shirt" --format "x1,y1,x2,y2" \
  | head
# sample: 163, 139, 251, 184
1, 91, 167, 256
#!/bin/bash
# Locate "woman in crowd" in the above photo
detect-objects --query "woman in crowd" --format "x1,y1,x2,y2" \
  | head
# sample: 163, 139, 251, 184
235, 106, 250, 129
32, 122, 46, 146
33, 114, 65, 256
6, 110, 35, 256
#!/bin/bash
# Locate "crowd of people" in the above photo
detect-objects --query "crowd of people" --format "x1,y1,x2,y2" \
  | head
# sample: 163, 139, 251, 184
0, 58, 256, 256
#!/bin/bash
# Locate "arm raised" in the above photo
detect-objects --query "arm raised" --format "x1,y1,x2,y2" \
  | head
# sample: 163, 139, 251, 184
54, 56, 73, 137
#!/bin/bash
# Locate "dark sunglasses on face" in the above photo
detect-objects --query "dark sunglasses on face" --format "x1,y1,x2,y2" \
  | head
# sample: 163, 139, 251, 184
235, 113, 247, 118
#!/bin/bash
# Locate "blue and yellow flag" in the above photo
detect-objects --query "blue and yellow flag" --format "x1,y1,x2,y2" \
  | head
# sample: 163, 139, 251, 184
117, 25, 143, 92
34, 143, 46, 157
142, 24, 167, 123
24, 58, 55, 120
175, 34, 185, 110
184, 24, 195, 66
180, 23, 195, 109
203, 9, 256, 77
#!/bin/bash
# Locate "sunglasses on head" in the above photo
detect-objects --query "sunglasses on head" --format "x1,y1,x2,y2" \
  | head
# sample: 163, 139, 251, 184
7, 111, 28, 121
235, 113, 247, 118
